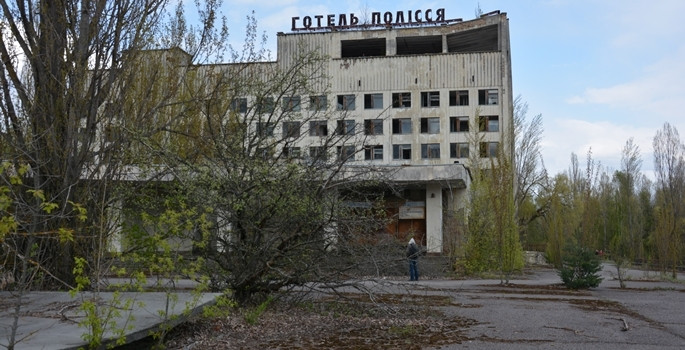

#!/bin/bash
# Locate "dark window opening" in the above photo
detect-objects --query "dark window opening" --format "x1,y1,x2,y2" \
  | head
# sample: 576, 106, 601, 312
450, 143, 469, 158
309, 121, 328, 136
392, 92, 411, 108
341, 38, 386, 58
446, 25, 499, 53
420, 117, 440, 134
396, 35, 442, 55
449, 90, 469, 106
421, 91, 440, 107
364, 119, 383, 135
364, 145, 383, 160
337, 94, 356, 110
449, 117, 469, 132
337, 145, 355, 161
392, 118, 412, 134
364, 93, 383, 109
479, 115, 499, 132
336, 120, 356, 135
478, 89, 499, 105
393, 144, 412, 160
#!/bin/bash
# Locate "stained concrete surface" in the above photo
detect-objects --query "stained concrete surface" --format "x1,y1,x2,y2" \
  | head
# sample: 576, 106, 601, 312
0, 290, 220, 350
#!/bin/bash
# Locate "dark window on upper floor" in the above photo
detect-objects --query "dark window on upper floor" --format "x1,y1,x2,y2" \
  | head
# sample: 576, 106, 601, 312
341, 38, 386, 58
396, 35, 442, 55
392, 92, 411, 108
421, 91, 440, 107
337, 94, 356, 111
478, 89, 499, 105
449, 90, 469, 106
364, 93, 383, 109
449, 116, 469, 132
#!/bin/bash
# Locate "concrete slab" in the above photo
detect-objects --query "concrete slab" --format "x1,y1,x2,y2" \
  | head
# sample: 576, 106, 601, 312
0, 291, 221, 349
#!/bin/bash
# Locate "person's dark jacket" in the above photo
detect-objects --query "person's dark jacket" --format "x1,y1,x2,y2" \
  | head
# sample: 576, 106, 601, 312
407, 243, 419, 261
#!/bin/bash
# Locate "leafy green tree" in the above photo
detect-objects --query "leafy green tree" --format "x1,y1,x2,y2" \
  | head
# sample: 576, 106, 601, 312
651, 122, 685, 277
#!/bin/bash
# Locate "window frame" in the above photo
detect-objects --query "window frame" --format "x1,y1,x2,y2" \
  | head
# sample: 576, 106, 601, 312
283, 96, 301, 112
337, 145, 356, 161
282, 121, 301, 138
364, 145, 384, 161
449, 116, 469, 132
478, 89, 499, 105
309, 95, 327, 111
392, 118, 412, 134
420, 143, 441, 159
309, 120, 328, 136
392, 92, 411, 108
392, 144, 412, 160
420, 91, 440, 107
449, 142, 469, 158
449, 90, 469, 106
336, 119, 356, 135
364, 119, 384, 135
364, 93, 384, 109
420, 117, 440, 134
337, 94, 356, 111
479, 115, 499, 132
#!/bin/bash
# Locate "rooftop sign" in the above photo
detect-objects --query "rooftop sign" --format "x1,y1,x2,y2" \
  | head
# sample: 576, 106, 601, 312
291, 8, 459, 32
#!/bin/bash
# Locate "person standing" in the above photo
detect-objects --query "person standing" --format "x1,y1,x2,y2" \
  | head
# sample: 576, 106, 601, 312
407, 238, 420, 281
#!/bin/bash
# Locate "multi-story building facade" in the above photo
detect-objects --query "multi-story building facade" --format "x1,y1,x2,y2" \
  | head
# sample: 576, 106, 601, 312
271, 9, 514, 253
111, 9, 513, 255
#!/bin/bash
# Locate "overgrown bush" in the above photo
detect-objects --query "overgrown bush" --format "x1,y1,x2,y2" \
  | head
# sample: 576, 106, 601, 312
558, 246, 603, 289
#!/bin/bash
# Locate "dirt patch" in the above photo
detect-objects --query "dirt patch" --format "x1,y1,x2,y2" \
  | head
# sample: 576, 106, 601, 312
163, 294, 479, 349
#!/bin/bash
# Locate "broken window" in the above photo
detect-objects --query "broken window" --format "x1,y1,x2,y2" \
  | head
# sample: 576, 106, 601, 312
337, 94, 356, 111
421, 91, 440, 107
392, 118, 412, 134
364, 119, 383, 135
478, 115, 499, 132
337, 145, 356, 161
309, 120, 328, 136
309, 146, 328, 161
336, 120, 356, 135
393, 144, 412, 160
364, 145, 383, 161
283, 96, 301, 112
449, 116, 469, 132
364, 93, 384, 109
478, 89, 498, 105
341, 38, 386, 58
449, 90, 469, 106
309, 95, 327, 111
283, 146, 301, 159
420, 117, 440, 134
450, 143, 469, 158
282, 121, 301, 138
392, 92, 411, 108
479, 142, 499, 158
446, 25, 499, 53
256, 122, 275, 137
421, 143, 441, 159
396, 35, 442, 55
230, 98, 247, 113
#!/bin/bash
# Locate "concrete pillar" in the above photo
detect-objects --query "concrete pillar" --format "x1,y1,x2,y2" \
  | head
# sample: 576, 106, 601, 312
425, 183, 443, 253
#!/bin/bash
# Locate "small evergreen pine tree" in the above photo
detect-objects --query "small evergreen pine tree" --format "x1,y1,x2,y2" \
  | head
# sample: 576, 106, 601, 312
558, 245, 603, 289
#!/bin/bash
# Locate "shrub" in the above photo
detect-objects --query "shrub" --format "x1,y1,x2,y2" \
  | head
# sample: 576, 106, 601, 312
558, 246, 603, 289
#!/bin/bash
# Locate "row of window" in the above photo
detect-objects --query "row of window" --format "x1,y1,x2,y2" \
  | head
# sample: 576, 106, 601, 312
231, 89, 499, 114
281, 142, 499, 161
259, 116, 499, 138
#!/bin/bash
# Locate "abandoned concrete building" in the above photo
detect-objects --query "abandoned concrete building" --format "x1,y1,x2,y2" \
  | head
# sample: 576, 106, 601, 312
271, 10, 514, 253
112, 9, 514, 255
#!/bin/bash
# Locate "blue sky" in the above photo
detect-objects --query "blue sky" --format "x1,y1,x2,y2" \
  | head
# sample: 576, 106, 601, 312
200, 0, 685, 178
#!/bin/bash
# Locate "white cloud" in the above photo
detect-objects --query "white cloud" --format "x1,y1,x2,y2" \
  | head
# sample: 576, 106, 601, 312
541, 118, 656, 176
